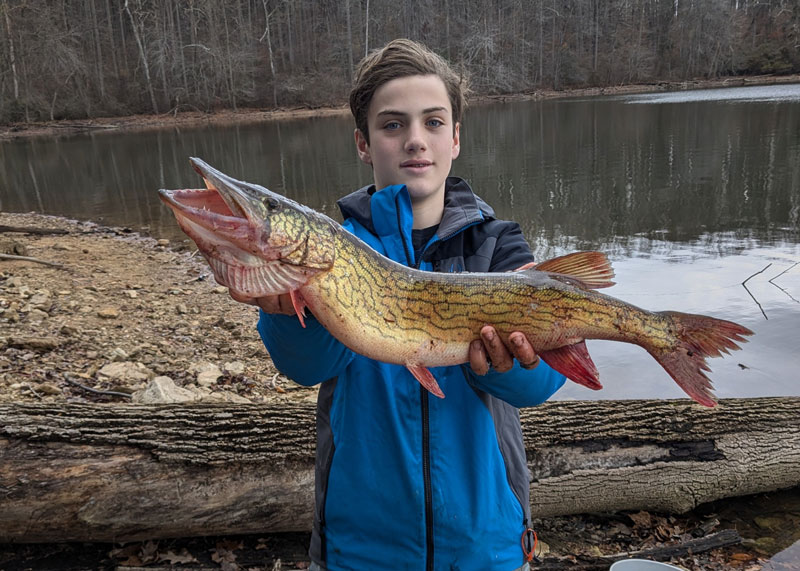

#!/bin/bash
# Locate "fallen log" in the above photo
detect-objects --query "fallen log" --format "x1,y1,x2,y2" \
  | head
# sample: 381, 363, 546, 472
0, 397, 798, 543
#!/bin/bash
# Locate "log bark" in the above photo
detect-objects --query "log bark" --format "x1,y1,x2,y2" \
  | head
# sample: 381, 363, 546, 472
1, 397, 798, 543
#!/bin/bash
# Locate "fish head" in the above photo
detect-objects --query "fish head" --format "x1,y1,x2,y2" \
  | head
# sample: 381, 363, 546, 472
158, 157, 336, 297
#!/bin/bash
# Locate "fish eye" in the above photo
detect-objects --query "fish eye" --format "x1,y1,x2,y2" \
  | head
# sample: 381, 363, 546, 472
264, 197, 281, 213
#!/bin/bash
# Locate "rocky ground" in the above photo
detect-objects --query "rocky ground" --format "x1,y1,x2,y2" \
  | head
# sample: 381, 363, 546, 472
0, 212, 317, 408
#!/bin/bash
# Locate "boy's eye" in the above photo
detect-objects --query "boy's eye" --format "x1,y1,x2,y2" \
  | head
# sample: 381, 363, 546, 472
427, 119, 444, 128
384, 121, 402, 130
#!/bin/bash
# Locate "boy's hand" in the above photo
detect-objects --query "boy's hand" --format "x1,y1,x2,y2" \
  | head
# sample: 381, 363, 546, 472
228, 290, 295, 316
469, 325, 540, 375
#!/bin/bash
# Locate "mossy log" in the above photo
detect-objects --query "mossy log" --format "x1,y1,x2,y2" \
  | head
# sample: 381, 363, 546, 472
1, 397, 799, 543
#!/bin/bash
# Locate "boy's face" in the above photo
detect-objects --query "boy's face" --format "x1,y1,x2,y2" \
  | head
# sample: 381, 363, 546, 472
355, 74, 460, 211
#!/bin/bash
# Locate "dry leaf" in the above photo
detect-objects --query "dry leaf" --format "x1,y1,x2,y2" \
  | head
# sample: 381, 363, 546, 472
628, 511, 652, 528
159, 548, 198, 564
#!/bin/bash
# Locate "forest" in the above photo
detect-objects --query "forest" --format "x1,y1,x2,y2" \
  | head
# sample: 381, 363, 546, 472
1, 0, 799, 124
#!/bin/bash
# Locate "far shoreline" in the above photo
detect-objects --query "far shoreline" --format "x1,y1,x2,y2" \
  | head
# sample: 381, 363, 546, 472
2, 73, 800, 142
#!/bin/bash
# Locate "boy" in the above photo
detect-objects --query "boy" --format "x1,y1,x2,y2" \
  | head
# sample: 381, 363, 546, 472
233, 39, 565, 571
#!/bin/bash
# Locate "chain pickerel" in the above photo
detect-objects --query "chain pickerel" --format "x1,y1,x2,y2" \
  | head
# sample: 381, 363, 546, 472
159, 158, 753, 407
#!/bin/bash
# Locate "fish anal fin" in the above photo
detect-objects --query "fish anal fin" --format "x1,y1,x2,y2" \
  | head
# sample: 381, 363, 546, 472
406, 364, 445, 398
534, 251, 616, 289
289, 290, 307, 328
539, 341, 602, 390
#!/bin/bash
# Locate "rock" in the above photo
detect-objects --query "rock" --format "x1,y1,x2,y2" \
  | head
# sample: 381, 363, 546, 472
6, 277, 24, 288
176, 303, 189, 315
132, 376, 200, 404
3, 309, 19, 322
97, 361, 155, 384
157, 239, 170, 247
27, 308, 50, 322
201, 391, 251, 404
7, 336, 60, 351
212, 286, 228, 294
97, 307, 120, 319
107, 347, 129, 362
222, 361, 246, 376
36, 383, 62, 395
123, 290, 139, 299
191, 362, 223, 387
29, 290, 52, 310
60, 324, 79, 336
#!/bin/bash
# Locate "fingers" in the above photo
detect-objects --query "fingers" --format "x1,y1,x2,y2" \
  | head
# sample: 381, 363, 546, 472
471, 327, 541, 375
469, 339, 490, 376
481, 325, 514, 373
508, 332, 540, 370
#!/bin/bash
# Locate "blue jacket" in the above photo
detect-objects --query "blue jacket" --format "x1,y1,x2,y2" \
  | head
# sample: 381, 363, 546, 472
258, 179, 565, 571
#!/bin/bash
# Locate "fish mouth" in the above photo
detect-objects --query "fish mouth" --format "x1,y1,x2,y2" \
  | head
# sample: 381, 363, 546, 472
158, 158, 292, 297
157, 157, 265, 232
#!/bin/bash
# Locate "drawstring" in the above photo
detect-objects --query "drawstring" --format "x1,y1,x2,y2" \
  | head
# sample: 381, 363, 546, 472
521, 527, 538, 564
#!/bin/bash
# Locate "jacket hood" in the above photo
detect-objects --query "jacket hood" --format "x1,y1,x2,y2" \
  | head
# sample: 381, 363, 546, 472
337, 177, 496, 238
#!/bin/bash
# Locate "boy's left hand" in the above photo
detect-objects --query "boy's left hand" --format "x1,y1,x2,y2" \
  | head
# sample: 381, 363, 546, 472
469, 325, 540, 375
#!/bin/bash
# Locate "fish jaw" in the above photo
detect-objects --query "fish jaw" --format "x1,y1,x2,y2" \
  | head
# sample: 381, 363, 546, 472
158, 157, 336, 297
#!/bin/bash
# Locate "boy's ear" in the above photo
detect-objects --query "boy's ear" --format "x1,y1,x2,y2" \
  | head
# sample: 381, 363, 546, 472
354, 129, 372, 165
451, 122, 461, 160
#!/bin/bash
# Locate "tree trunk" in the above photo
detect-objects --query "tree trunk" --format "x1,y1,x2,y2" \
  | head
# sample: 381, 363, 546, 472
1, 398, 798, 543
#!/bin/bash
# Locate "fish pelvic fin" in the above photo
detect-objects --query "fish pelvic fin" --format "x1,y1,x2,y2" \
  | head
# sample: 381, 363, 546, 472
289, 290, 307, 328
527, 251, 616, 289
649, 311, 754, 408
539, 340, 603, 390
406, 364, 445, 398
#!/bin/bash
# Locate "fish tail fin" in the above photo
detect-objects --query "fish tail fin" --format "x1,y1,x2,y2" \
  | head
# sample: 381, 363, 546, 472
649, 311, 753, 407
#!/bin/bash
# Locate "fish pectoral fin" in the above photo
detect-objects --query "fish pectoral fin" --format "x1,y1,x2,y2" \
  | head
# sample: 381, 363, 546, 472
406, 364, 445, 399
289, 290, 307, 328
533, 251, 616, 289
539, 341, 603, 390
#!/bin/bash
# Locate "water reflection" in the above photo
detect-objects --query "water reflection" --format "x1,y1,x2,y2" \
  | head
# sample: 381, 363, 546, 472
1, 85, 799, 399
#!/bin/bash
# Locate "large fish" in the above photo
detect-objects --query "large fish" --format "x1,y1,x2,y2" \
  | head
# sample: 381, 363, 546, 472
159, 158, 752, 407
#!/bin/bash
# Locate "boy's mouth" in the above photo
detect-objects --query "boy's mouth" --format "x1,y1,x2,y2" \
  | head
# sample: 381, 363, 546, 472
401, 159, 434, 169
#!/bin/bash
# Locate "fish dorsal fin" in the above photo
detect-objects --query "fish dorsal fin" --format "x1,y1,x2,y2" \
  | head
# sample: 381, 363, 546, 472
528, 251, 615, 289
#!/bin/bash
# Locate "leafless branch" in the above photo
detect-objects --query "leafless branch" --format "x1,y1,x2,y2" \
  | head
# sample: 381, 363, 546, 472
741, 263, 771, 320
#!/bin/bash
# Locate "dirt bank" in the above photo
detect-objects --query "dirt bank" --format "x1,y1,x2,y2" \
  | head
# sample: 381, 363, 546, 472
3, 74, 799, 142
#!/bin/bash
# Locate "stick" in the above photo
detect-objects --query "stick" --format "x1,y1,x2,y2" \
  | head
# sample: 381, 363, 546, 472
537, 529, 742, 570
0, 225, 69, 235
64, 375, 132, 399
0, 253, 67, 269
769, 262, 800, 304
741, 263, 771, 320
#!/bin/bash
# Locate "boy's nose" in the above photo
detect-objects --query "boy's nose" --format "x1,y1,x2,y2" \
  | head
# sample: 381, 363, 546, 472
405, 124, 427, 153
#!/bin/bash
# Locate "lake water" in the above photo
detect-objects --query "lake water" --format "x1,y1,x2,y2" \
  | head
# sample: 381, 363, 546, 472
1, 84, 799, 403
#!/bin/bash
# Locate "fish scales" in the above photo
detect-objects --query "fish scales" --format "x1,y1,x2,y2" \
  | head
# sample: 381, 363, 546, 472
158, 158, 754, 407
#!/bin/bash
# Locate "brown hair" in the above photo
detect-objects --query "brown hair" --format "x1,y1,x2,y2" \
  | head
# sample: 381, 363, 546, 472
349, 39, 468, 144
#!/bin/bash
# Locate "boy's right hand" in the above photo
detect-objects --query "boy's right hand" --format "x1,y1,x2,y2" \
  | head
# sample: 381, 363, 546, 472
228, 290, 296, 315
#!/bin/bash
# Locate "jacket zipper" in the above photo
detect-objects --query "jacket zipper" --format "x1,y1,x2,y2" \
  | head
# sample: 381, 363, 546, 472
421, 385, 434, 571
399, 203, 435, 571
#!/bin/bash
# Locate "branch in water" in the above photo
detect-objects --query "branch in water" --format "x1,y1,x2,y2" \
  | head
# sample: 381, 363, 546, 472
741, 263, 771, 320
